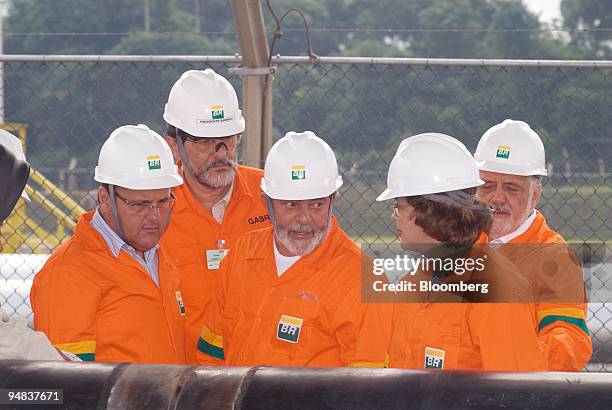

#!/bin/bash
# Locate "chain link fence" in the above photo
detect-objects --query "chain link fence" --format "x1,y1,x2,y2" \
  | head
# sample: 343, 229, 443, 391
0, 55, 610, 369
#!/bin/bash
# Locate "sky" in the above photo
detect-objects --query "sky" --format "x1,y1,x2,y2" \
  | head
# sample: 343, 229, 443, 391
522, 0, 563, 24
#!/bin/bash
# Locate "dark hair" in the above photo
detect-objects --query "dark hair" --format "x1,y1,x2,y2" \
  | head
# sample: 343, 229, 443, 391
405, 188, 492, 245
165, 124, 192, 142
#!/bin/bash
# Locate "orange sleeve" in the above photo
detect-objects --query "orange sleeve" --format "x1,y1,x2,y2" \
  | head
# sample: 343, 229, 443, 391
537, 302, 592, 371
469, 303, 547, 371
331, 280, 393, 368
533, 247, 591, 371
196, 246, 232, 366
31, 264, 100, 361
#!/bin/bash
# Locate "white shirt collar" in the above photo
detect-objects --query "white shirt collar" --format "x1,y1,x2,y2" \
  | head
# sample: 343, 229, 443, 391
490, 210, 536, 247
211, 182, 234, 224
273, 238, 301, 277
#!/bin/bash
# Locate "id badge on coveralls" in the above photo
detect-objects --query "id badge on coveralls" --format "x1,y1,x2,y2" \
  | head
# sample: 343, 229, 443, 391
206, 239, 229, 270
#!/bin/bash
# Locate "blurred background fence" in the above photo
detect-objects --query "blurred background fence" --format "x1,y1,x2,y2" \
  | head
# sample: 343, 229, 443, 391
0, 55, 610, 369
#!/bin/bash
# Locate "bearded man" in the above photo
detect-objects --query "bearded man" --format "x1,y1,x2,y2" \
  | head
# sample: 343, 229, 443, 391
196, 131, 391, 367
161, 69, 270, 363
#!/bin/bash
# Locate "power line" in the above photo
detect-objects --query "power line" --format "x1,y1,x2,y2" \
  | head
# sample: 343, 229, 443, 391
3, 27, 611, 37
283, 27, 612, 33
3, 31, 236, 36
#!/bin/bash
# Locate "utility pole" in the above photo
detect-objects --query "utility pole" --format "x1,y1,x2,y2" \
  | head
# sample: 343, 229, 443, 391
0, 0, 6, 124
144, 0, 151, 32
193, 0, 201, 32
231, 0, 273, 168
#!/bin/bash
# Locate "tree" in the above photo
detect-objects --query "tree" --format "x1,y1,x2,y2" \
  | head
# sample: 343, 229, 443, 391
561, 0, 612, 58
5, 0, 142, 53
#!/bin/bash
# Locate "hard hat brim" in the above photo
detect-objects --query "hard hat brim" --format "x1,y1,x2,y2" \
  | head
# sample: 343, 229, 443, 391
261, 177, 343, 201
94, 173, 184, 190
478, 160, 548, 176
376, 179, 485, 201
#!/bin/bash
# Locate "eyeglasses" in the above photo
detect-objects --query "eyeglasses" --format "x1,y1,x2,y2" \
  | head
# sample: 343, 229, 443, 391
114, 191, 176, 214
184, 134, 240, 150
392, 201, 400, 217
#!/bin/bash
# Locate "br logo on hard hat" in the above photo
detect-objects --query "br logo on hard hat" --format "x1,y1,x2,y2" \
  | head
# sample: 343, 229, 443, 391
211, 105, 225, 120
424, 346, 445, 369
495, 145, 511, 159
291, 165, 306, 180
147, 155, 162, 170
277, 315, 303, 343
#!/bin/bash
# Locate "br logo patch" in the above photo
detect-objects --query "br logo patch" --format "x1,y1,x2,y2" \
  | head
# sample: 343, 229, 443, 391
147, 155, 161, 170
277, 315, 303, 343
211, 105, 224, 120
424, 346, 445, 369
495, 145, 511, 159
291, 165, 306, 180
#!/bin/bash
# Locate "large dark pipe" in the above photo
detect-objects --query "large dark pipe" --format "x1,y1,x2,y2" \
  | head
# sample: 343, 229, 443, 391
2, 361, 612, 409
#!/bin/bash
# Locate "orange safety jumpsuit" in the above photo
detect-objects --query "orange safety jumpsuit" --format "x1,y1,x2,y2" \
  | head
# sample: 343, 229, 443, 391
196, 218, 392, 367
388, 236, 547, 371
501, 210, 592, 371
30, 211, 186, 364
160, 165, 270, 364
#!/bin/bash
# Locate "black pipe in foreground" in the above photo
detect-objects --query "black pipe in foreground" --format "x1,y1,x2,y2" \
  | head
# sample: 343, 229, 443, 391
1, 361, 612, 409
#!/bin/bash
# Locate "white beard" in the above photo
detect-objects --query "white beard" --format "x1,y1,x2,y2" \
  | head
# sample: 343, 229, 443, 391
273, 218, 330, 256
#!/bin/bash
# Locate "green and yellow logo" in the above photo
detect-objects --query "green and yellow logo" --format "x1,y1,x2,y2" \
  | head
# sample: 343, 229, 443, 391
211, 105, 225, 120
495, 145, 511, 159
277, 315, 303, 343
175, 291, 186, 316
424, 347, 445, 369
291, 165, 306, 180
147, 155, 161, 170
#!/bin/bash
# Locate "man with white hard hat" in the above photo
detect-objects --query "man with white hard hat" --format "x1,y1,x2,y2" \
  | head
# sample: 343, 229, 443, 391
161, 69, 270, 363
196, 131, 391, 367
475, 119, 591, 371
0, 130, 67, 361
31, 125, 187, 364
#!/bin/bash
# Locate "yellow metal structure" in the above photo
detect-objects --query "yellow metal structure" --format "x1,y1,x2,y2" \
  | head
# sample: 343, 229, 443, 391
1, 123, 86, 253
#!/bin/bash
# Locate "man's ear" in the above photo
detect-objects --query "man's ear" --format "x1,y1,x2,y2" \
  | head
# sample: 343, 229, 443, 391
97, 185, 109, 211
164, 135, 179, 163
331, 191, 340, 204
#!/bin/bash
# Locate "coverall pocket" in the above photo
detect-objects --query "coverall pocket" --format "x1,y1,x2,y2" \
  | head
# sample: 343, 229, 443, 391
410, 324, 460, 370
269, 296, 321, 358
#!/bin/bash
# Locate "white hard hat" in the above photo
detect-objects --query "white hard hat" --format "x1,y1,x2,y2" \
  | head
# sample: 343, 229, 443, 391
0, 129, 30, 201
474, 119, 547, 176
94, 124, 183, 190
163, 69, 245, 138
261, 131, 343, 200
376, 133, 484, 201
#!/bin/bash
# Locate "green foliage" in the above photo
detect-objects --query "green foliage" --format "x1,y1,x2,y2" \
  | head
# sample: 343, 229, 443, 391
2, 0, 609, 243
561, 0, 612, 58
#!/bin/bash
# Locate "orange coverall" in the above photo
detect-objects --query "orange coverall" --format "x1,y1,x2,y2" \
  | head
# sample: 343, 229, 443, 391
502, 210, 592, 371
388, 236, 547, 371
196, 218, 392, 367
160, 165, 270, 363
30, 211, 186, 364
